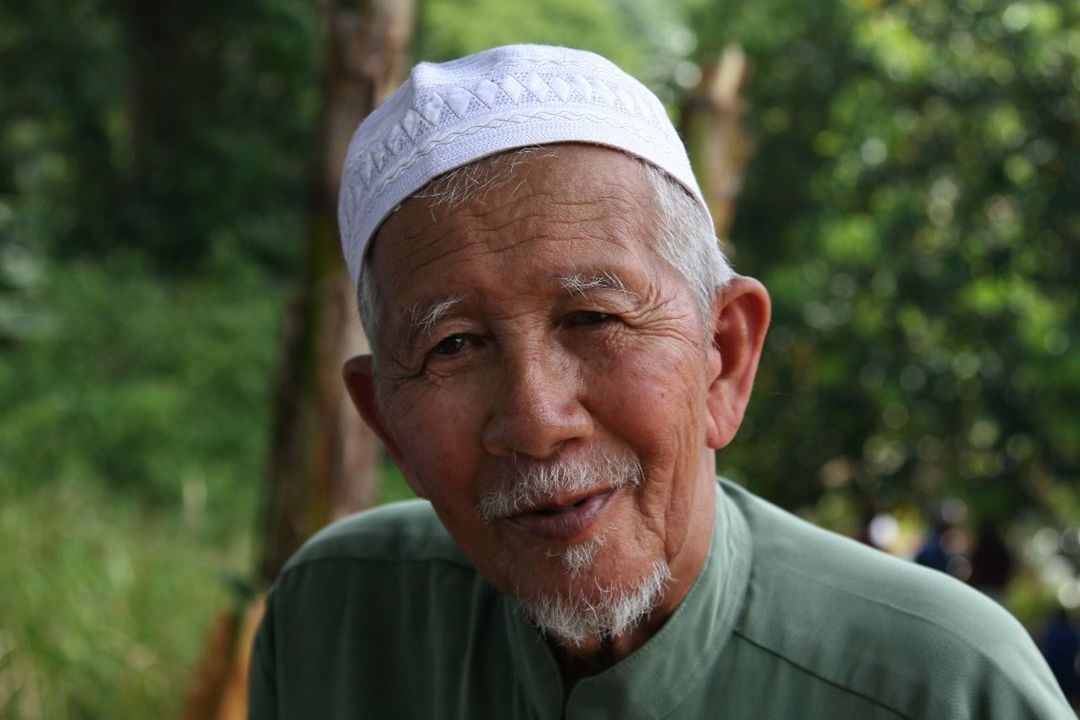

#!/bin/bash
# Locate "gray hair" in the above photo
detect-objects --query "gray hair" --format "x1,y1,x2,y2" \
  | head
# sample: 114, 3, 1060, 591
357, 148, 733, 356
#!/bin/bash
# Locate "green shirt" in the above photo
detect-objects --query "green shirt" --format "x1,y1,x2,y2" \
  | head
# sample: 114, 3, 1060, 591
249, 479, 1073, 718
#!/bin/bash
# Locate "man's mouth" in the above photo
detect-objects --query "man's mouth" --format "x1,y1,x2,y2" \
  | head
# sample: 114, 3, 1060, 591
503, 488, 618, 541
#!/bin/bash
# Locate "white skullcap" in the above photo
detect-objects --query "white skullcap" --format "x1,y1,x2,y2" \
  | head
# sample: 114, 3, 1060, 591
337, 43, 710, 289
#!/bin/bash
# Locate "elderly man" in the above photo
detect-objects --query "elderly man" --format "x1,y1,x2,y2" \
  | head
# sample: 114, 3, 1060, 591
249, 45, 1071, 718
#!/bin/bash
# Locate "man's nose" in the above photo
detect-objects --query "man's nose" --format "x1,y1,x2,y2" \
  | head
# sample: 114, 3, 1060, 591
481, 345, 592, 459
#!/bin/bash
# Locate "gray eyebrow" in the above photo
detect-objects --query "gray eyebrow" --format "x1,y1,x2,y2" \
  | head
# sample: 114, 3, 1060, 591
556, 270, 631, 297
406, 294, 463, 347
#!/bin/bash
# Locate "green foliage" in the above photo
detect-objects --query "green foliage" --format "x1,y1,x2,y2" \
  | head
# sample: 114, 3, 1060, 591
419, 0, 644, 70
378, 458, 417, 505
0, 2, 314, 715
0, 0, 320, 274
416, 0, 698, 100
0, 252, 280, 717
691, 0, 1080, 522
0, 252, 283, 532
0, 481, 247, 718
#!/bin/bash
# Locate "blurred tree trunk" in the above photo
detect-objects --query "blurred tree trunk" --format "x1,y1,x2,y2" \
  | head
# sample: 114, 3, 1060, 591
259, 0, 415, 587
680, 46, 752, 258
183, 1, 413, 718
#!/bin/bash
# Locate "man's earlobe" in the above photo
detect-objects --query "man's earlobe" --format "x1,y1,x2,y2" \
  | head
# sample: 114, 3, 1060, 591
704, 277, 772, 450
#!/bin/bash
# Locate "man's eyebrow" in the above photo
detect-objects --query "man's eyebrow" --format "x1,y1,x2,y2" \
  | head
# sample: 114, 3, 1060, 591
556, 270, 633, 297
405, 294, 464, 348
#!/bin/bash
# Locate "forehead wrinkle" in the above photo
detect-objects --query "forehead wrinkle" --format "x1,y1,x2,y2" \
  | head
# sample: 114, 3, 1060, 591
392, 215, 628, 283
382, 198, 554, 285
388, 177, 653, 275
531, 193, 645, 223
464, 187, 647, 237
455, 198, 653, 261
383, 215, 463, 275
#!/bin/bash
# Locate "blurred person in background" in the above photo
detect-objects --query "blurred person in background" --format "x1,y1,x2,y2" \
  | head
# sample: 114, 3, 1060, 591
968, 521, 1015, 602
1038, 610, 1080, 707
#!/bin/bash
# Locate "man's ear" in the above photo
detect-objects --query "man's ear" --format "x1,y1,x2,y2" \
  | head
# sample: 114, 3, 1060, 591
341, 355, 422, 495
704, 276, 771, 450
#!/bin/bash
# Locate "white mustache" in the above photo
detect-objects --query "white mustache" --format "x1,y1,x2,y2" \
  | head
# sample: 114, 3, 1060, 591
479, 448, 644, 522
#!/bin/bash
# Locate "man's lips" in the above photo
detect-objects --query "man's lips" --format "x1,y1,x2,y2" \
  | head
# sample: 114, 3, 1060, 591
502, 488, 618, 542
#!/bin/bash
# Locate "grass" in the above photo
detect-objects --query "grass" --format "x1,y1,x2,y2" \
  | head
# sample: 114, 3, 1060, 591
0, 457, 411, 719
0, 255, 273, 718
0, 480, 251, 719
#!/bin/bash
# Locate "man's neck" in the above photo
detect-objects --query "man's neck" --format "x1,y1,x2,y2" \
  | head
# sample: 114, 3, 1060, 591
554, 611, 666, 690
556, 634, 616, 690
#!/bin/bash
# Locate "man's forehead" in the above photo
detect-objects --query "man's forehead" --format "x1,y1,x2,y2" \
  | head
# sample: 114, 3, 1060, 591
384, 145, 649, 231
370, 146, 657, 284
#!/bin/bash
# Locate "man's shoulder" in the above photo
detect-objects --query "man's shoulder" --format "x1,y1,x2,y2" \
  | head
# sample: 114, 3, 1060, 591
720, 479, 1068, 718
725, 479, 1001, 623
282, 498, 470, 574
254, 500, 510, 718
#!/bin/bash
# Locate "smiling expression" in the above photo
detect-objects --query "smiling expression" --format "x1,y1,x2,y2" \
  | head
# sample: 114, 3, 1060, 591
354, 146, 736, 638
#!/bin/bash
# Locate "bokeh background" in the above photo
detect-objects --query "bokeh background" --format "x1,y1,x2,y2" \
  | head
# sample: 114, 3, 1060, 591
1, 0, 1078, 716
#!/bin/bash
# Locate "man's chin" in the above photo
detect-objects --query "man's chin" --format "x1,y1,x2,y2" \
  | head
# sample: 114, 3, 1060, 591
515, 559, 673, 649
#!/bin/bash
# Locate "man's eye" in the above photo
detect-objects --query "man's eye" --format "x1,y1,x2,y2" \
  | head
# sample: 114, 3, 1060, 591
567, 311, 613, 327
431, 334, 470, 356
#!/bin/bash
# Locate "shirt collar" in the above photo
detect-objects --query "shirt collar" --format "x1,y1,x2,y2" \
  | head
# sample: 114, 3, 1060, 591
502, 479, 753, 719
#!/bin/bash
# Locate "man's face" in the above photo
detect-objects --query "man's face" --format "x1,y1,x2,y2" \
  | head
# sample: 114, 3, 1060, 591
360, 146, 726, 631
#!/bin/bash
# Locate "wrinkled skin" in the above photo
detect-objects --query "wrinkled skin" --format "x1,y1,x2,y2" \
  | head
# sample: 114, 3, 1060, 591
344, 145, 770, 675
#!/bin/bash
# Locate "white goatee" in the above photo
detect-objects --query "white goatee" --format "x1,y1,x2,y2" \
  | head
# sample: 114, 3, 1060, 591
521, 559, 673, 648
481, 446, 663, 647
